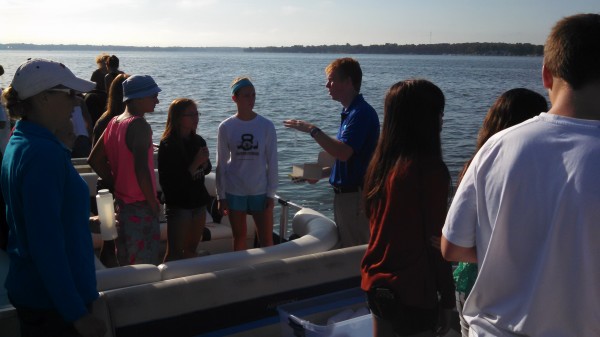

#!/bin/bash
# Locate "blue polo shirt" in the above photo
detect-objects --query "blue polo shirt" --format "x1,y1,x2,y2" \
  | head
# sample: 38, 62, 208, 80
330, 94, 380, 187
2, 120, 98, 322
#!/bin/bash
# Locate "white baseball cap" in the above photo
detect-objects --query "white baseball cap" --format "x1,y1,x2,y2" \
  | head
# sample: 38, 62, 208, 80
10, 58, 95, 100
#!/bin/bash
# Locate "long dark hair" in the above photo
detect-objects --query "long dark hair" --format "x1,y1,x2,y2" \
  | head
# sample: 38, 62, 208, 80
161, 98, 197, 141
99, 73, 129, 122
457, 88, 548, 185
364, 79, 445, 217
92, 74, 129, 145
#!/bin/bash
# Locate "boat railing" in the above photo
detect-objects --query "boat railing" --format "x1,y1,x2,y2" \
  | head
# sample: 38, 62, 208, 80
275, 195, 303, 242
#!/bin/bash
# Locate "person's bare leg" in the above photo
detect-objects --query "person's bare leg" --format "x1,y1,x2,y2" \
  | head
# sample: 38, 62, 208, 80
229, 210, 248, 251
100, 239, 119, 267
184, 211, 205, 258
251, 207, 274, 247
163, 215, 185, 262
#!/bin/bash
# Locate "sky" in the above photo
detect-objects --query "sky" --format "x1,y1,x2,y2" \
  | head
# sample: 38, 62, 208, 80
1, 0, 599, 48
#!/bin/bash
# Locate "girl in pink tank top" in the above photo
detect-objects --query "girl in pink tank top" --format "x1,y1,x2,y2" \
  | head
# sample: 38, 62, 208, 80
89, 75, 162, 266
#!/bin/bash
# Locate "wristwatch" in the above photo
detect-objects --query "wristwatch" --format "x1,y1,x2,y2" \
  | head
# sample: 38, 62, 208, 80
310, 127, 321, 138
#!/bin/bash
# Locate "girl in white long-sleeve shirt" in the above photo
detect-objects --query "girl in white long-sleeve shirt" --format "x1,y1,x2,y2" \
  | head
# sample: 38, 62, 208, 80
216, 77, 278, 251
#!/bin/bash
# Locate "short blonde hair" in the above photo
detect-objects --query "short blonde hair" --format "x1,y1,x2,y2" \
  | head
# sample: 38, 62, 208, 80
543, 14, 600, 89
325, 58, 362, 92
95, 53, 110, 67
230, 77, 254, 96
230, 76, 251, 87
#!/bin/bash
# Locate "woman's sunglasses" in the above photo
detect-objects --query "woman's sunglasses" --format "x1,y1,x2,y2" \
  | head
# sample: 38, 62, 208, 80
46, 88, 77, 98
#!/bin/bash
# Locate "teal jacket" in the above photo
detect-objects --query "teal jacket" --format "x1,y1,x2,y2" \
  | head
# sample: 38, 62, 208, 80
2, 120, 98, 322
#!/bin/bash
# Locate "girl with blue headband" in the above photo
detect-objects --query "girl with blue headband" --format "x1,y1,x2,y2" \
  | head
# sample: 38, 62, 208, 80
215, 77, 278, 251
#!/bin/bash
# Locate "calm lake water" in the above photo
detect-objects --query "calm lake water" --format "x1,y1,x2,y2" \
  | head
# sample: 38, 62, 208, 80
0, 50, 547, 221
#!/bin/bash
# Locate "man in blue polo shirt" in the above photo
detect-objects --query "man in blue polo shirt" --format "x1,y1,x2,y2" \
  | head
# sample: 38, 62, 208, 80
284, 58, 380, 247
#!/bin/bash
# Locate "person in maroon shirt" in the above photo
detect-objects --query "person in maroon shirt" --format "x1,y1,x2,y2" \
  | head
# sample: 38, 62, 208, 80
361, 79, 454, 337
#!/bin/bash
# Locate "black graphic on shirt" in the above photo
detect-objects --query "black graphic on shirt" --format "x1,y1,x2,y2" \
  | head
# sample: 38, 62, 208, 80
237, 133, 259, 151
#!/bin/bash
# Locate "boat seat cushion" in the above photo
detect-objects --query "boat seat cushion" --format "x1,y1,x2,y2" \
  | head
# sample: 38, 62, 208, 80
96, 264, 161, 291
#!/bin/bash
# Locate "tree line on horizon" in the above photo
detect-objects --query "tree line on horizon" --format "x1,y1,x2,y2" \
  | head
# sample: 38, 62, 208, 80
244, 42, 543, 56
0, 42, 543, 56
0, 43, 241, 52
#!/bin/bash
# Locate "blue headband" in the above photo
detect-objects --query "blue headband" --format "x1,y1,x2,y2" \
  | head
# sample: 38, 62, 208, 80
231, 78, 253, 95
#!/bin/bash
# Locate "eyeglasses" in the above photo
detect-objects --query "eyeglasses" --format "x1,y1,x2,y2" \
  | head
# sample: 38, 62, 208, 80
182, 112, 201, 117
46, 88, 77, 98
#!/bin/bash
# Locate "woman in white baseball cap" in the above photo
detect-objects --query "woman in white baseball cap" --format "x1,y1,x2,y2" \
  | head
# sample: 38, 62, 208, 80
1, 58, 106, 337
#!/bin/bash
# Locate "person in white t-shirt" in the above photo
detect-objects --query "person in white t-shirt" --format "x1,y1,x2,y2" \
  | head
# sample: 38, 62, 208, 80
441, 13, 600, 337
70, 100, 93, 158
216, 77, 278, 251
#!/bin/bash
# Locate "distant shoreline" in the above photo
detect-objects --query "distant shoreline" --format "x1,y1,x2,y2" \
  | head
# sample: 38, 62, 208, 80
244, 43, 543, 56
0, 43, 242, 53
0, 42, 543, 56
